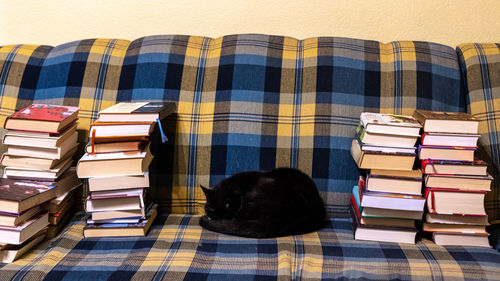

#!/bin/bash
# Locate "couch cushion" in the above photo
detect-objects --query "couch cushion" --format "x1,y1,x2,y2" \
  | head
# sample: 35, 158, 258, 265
0, 213, 499, 280
0, 44, 52, 119
118, 35, 466, 216
0, 35, 467, 217
457, 43, 500, 222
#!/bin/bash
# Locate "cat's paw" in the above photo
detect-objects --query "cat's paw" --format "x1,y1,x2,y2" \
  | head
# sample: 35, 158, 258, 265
199, 215, 212, 228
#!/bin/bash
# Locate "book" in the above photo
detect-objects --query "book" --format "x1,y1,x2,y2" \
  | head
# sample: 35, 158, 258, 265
350, 140, 416, 171
83, 204, 157, 238
350, 204, 417, 244
85, 141, 146, 154
3, 157, 72, 180
48, 196, 74, 225
52, 168, 82, 197
413, 109, 479, 134
0, 179, 57, 214
353, 182, 424, 219
97, 102, 176, 122
418, 145, 475, 162
90, 188, 145, 200
366, 173, 423, 195
0, 213, 48, 244
87, 217, 141, 224
424, 174, 492, 191
432, 232, 490, 247
46, 210, 73, 239
45, 188, 76, 214
421, 132, 480, 147
89, 121, 155, 143
421, 159, 488, 176
76, 146, 153, 178
88, 172, 149, 192
423, 223, 487, 234
370, 169, 423, 178
3, 123, 77, 148
0, 231, 45, 263
355, 184, 425, 212
4, 104, 79, 134
360, 192, 426, 212
0, 206, 41, 227
362, 207, 424, 220
356, 125, 418, 148
425, 188, 487, 215
6, 134, 78, 160
1, 151, 75, 170
91, 208, 146, 221
425, 213, 489, 225
85, 191, 145, 212
357, 142, 416, 154
351, 196, 416, 228
359, 112, 421, 136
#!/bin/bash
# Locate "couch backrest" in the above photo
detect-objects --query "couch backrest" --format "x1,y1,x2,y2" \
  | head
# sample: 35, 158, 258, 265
457, 43, 500, 222
0, 35, 466, 217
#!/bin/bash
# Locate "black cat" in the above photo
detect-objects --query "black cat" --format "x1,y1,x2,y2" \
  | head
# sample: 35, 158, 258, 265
199, 168, 326, 238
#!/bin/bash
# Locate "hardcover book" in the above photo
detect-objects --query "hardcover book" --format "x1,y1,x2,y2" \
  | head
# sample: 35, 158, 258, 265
350, 203, 417, 244
418, 145, 476, 162
413, 109, 479, 134
421, 159, 488, 176
421, 132, 480, 147
3, 123, 77, 148
432, 232, 491, 247
97, 102, 176, 122
351, 140, 416, 171
424, 188, 487, 215
0, 213, 49, 245
356, 125, 418, 148
84, 204, 157, 238
89, 121, 155, 143
0, 179, 57, 213
76, 146, 153, 178
360, 112, 421, 136
424, 174, 492, 191
4, 104, 79, 133
0, 230, 46, 263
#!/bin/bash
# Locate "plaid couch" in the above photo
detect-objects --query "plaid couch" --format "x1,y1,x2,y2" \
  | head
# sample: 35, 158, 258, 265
0, 35, 499, 280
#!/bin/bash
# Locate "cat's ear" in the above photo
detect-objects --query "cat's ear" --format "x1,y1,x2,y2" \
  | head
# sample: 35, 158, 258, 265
200, 185, 213, 198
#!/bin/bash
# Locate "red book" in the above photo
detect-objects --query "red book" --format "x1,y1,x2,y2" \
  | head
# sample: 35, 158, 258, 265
4, 104, 79, 134
424, 187, 487, 216
421, 159, 488, 176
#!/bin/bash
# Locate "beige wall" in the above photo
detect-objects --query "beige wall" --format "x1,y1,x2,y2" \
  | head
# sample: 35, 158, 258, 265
1, 0, 499, 47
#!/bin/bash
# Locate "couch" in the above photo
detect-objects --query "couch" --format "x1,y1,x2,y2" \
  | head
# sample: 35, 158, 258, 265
0, 34, 499, 280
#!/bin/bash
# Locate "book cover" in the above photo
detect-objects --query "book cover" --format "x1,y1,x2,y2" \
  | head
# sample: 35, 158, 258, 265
7, 104, 79, 123
413, 109, 477, 122
360, 112, 421, 128
0, 179, 56, 203
98, 102, 176, 122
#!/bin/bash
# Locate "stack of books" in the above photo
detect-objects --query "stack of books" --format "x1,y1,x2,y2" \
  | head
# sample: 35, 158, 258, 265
0, 104, 82, 262
414, 110, 492, 247
350, 112, 425, 244
76, 102, 175, 237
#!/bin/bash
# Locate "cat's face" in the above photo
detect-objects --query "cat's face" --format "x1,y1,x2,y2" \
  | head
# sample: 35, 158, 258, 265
201, 184, 241, 220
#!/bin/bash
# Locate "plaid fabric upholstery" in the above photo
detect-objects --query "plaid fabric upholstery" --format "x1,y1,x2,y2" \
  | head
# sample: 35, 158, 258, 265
118, 35, 466, 216
457, 43, 500, 222
0, 213, 499, 280
0, 35, 466, 217
0, 45, 52, 119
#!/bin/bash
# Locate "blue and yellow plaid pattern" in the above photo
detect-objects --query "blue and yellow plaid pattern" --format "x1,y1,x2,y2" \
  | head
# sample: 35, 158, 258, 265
0, 213, 499, 280
0, 44, 52, 118
1, 35, 465, 217
1, 35, 499, 280
457, 43, 500, 223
